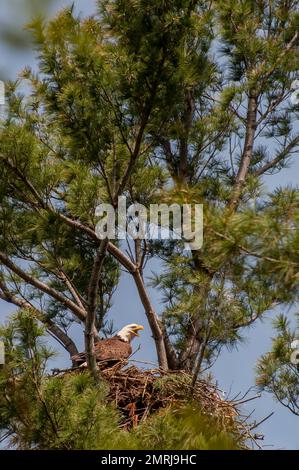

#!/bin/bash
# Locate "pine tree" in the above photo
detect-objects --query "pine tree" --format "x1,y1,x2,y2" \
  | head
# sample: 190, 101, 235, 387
0, 0, 299, 444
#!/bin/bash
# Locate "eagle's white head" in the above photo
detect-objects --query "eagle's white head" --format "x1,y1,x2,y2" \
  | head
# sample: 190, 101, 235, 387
117, 324, 144, 343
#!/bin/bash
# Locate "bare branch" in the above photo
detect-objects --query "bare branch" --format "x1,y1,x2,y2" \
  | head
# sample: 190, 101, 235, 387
85, 239, 109, 380
0, 252, 87, 322
57, 268, 86, 311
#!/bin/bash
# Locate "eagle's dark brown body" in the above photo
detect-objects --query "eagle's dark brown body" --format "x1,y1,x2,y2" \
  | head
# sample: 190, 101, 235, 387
71, 336, 132, 367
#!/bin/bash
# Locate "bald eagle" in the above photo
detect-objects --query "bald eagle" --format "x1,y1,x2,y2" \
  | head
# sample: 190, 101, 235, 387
71, 324, 144, 367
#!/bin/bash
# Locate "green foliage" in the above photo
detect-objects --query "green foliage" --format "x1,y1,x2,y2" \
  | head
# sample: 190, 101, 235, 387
0, 312, 123, 449
117, 406, 239, 450
0, 0, 299, 445
256, 314, 299, 416
0, 314, 240, 449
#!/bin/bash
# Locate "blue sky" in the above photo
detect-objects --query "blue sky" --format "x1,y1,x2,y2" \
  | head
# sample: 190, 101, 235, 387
0, 0, 298, 450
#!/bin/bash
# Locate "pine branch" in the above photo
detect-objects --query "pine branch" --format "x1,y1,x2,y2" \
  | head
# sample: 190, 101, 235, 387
0, 252, 87, 322
115, 54, 166, 198
228, 31, 299, 210
209, 228, 299, 267
254, 135, 299, 177
0, 278, 78, 358
52, 213, 170, 369
257, 31, 299, 89
228, 93, 259, 209
85, 238, 109, 381
178, 90, 195, 184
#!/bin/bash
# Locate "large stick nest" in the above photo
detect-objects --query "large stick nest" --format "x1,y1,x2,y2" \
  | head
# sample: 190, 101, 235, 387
102, 364, 237, 428
55, 360, 261, 448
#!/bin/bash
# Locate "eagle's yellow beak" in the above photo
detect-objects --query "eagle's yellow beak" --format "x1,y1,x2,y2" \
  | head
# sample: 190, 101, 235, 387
130, 325, 144, 337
